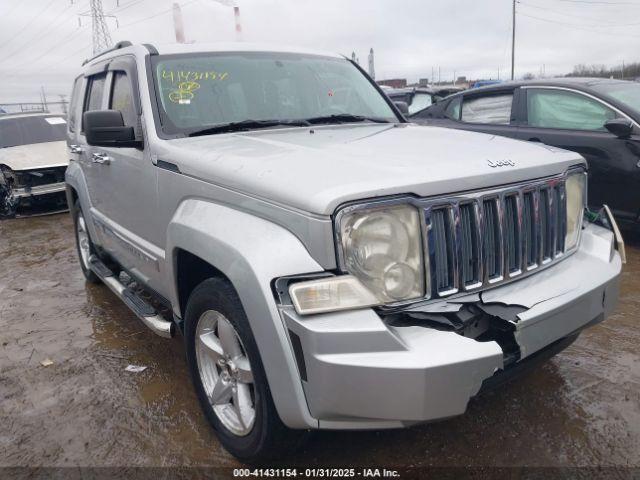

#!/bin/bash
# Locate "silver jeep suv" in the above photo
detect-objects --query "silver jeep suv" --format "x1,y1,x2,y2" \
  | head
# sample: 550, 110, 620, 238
65, 41, 624, 461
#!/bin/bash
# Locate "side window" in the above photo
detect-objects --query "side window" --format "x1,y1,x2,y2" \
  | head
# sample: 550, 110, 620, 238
109, 71, 137, 127
408, 92, 433, 115
461, 94, 513, 124
85, 73, 107, 113
527, 89, 617, 131
445, 96, 462, 120
68, 76, 82, 132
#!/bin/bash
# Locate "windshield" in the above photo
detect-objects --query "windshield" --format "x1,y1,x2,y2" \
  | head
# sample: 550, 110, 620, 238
151, 52, 398, 135
0, 115, 67, 148
592, 82, 640, 113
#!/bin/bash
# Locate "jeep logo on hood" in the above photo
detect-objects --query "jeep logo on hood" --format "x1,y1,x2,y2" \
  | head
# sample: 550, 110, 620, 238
487, 159, 516, 168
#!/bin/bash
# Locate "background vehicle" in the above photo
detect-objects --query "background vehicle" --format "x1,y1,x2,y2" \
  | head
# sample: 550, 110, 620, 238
66, 42, 623, 462
385, 86, 463, 116
386, 87, 438, 115
471, 80, 502, 89
414, 78, 640, 230
0, 113, 69, 217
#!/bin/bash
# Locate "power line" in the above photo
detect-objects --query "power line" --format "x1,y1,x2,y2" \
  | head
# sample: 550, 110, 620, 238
0, 0, 58, 49
518, 11, 640, 37
118, 0, 196, 29
0, 1, 25, 20
518, 1, 640, 26
0, 1, 82, 65
106, 0, 148, 14
559, 0, 640, 4
4, 26, 89, 77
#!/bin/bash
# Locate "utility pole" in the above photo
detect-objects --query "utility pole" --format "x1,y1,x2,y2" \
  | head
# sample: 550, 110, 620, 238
511, 0, 516, 80
173, 3, 186, 43
233, 6, 242, 41
89, 0, 113, 54
40, 86, 48, 112
59, 94, 68, 115
368, 48, 375, 80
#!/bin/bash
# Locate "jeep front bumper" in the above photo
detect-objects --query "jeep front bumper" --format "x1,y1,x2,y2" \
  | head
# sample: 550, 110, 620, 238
279, 223, 622, 429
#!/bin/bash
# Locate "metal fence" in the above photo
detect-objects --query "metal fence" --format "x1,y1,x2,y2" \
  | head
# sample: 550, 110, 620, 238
0, 101, 69, 116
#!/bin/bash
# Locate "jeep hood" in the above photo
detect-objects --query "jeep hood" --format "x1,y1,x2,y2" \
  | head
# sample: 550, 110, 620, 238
162, 123, 585, 215
0, 141, 68, 171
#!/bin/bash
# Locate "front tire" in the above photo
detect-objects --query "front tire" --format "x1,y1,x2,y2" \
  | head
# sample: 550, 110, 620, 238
73, 202, 100, 284
184, 277, 306, 462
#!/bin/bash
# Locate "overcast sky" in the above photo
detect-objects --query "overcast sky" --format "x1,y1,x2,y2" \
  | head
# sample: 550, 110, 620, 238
1, 0, 639, 102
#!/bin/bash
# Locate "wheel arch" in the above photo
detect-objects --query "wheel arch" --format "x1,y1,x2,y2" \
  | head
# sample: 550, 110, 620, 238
165, 199, 323, 429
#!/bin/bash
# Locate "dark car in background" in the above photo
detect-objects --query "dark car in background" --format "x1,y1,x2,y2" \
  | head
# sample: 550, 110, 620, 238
414, 78, 640, 230
386, 86, 463, 116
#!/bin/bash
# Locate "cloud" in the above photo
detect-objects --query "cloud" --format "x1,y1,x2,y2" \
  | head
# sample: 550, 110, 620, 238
0, 0, 638, 102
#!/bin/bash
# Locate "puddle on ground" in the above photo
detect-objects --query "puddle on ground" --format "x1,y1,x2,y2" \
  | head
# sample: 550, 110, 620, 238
1, 214, 638, 467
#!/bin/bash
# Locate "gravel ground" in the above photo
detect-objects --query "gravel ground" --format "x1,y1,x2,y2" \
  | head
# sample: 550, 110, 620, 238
0, 213, 638, 475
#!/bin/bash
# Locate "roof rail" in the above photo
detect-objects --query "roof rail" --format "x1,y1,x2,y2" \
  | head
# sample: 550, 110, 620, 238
142, 43, 158, 55
82, 41, 133, 66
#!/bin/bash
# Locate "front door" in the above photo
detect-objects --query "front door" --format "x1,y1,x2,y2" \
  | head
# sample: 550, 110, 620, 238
516, 87, 640, 222
84, 58, 162, 288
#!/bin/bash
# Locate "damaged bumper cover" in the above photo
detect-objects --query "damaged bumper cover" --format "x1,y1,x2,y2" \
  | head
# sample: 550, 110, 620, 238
280, 223, 621, 429
0, 165, 67, 217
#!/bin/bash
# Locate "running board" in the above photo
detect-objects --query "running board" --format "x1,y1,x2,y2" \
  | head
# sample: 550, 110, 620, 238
88, 256, 175, 338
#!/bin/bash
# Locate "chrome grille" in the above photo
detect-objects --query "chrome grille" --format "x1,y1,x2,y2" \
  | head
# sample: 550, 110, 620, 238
425, 175, 570, 298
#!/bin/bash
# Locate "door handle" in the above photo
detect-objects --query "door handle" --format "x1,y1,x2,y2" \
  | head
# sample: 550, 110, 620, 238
69, 144, 83, 154
91, 152, 111, 165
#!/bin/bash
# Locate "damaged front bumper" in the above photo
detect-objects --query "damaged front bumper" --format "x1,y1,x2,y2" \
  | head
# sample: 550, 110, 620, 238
280, 223, 622, 429
0, 165, 67, 217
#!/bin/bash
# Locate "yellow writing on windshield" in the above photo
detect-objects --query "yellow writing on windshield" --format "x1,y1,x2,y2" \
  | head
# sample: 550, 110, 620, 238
168, 81, 201, 104
161, 70, 229, 84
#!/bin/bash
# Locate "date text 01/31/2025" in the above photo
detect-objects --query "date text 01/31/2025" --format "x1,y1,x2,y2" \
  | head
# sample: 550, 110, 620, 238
232, 468, 400, 478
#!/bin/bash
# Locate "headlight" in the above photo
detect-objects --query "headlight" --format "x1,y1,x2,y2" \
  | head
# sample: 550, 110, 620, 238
289, 203, 425, 315
339, 203, 425, 302
565, 171, 586, 250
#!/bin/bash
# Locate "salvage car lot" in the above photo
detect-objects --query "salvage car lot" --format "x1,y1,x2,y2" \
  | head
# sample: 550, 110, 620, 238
1, 213, 639, 468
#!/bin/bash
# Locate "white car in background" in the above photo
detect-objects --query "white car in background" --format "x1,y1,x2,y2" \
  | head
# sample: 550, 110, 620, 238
0, 113, 69, 217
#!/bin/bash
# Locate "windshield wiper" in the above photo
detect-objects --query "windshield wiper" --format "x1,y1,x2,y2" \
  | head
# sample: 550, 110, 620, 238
303, 114, 392, 125
187, 119, 311, 137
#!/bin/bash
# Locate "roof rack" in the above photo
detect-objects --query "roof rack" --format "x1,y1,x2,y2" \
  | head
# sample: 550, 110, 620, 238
82, 41, 133, 66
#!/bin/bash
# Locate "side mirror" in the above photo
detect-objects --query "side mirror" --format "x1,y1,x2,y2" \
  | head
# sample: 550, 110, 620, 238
394, 101, 409, 115
83, 110, 142, 148
604, 118, 633, 138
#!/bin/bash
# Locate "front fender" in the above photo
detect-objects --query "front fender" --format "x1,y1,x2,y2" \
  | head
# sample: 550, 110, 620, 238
65, 161, 101, 243
165, 199, 324, 429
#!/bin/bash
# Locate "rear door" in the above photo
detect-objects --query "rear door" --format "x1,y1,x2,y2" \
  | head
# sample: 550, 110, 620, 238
515, 86, 640, 220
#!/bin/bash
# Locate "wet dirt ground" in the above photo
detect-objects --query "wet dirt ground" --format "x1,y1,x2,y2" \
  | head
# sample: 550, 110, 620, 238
1, 213, 639, 473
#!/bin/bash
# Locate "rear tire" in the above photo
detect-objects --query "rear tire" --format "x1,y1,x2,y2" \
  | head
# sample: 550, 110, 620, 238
73, 202, 101, 284
184, 277, 307, 463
